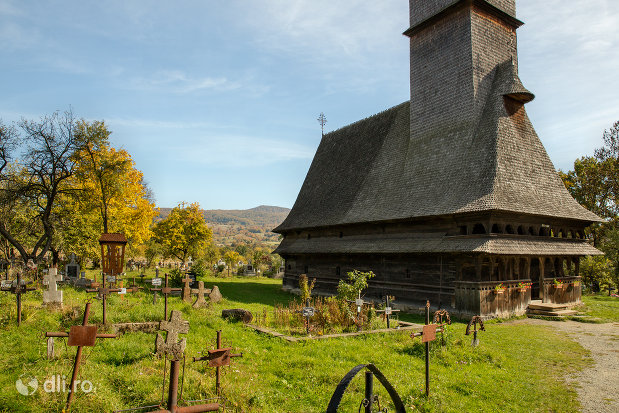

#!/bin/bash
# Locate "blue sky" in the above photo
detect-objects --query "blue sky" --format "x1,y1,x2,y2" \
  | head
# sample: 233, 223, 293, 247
1, 0, 617, 210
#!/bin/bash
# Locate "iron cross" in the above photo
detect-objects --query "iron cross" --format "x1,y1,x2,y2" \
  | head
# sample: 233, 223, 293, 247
150, 273, 181, 320
193, 330, 243, 395
45, 302, 117, 412
376, 295, 400, 329
465, 315, 485, 347
410, 301, 437, 396
432, 309, 451, 347
0, 271, 35, 326
86, 285, 121, 324
295, 298, 315, 335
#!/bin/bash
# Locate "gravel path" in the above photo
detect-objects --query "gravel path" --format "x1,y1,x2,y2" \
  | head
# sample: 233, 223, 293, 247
519, 319, 619, 413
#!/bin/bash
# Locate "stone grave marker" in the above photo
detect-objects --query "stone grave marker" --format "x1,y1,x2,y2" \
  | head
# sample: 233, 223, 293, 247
65, 253, 80, 280
43, 267, 63, 306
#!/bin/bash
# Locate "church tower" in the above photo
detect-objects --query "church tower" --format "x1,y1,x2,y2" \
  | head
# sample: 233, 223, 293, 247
405, 0, 527, 143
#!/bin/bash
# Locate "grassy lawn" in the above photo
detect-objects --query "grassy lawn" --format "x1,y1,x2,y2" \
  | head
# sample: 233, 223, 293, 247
0, 272, 590, 412
575, 294, 619, 322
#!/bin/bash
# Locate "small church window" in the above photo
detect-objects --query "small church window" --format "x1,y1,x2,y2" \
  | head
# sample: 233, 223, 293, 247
505, 225, 515, 234
517, 225, 525, 235
458, 225, 467, 235
339, 232, 343, 238
406, 269, 411, 279
472, 223, 486, 234
307, 233, 311, 240
491, 224, 502, 234
304, 265, 309, 274
336, 266, 341, 276
287, 264, 291, 270
528, 227, 536, 236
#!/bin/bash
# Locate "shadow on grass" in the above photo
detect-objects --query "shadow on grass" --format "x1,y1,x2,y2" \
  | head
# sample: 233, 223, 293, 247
202, 278, 295, 307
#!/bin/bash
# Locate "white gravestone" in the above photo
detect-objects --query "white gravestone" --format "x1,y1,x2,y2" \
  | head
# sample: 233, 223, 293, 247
43, 267, 63, 305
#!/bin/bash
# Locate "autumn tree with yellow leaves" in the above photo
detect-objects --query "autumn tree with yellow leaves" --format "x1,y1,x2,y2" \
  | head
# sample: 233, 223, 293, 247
152, 202, 212, 264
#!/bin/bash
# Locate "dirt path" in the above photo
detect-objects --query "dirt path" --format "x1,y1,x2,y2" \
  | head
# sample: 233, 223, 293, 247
516, 319, 619, 413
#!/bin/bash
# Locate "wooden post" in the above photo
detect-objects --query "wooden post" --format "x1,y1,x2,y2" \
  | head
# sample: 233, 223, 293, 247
539, 257, 545, 302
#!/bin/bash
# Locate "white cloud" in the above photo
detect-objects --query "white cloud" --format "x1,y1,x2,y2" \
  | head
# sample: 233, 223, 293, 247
129, 70, 241, 94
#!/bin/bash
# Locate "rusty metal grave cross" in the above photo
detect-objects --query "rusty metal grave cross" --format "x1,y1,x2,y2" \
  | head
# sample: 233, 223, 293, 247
295, 298, 315, 335
127, 276, 142, 294
465, 316, 486, 347
86, 285, 121, 324
45, 302, 117, 412
0, 271, 35, 326
376, 295, 400, 329
150, 273, 182, 320
181, 275, 193, 302
410, 301, 440, 396
193, 330, 243, 396
432, 309, 452, 347
191, 281, 212, 309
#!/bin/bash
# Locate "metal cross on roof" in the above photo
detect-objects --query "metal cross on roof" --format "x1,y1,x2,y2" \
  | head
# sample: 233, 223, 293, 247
150, 273, 182, 320
0, 271, 35, 326
465, 315, 485, 347
86, 285, 121, 324
45, 302, 117, 412
155, 310, 189, 361
193, 330, 242, 396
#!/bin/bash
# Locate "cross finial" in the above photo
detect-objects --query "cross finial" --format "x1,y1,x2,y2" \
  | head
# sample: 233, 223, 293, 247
317, 112, 327, 136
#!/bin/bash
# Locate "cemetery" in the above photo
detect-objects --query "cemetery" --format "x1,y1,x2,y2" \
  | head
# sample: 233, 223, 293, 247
0, 0, 617, 412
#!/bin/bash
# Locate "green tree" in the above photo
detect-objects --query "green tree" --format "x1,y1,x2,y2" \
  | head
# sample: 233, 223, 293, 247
223, 250, 240, 276
153, 202, 212, 264
336, 270, 376, 302
201, 242, 220, 268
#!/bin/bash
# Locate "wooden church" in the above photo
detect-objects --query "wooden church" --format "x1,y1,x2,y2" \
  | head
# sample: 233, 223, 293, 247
273, 0, 602, 317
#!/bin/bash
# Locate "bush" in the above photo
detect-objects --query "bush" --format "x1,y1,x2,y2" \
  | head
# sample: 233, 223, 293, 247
168, 268, 183, 287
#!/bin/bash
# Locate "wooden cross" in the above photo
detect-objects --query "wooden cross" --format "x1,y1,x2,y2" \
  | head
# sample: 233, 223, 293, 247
181, 275, 193, 302
192, 281, 212, 309
465, 316, 485, 347
150, 273, 181, 320
410, 301, 437, 396
193, 330, 243, 395
376, 295, 400, 329
45, 302, 117, 412
0, 271, 35, 326
86, 285, 121, 324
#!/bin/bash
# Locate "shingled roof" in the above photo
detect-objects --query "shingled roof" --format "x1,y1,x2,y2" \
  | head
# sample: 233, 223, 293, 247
274, 61, 600, 233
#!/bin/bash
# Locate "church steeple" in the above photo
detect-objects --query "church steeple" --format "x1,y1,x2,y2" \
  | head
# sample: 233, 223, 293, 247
404, 0, 525, 143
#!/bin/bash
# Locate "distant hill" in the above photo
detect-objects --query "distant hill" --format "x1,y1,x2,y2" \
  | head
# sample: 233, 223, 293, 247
156, 205, 290, 246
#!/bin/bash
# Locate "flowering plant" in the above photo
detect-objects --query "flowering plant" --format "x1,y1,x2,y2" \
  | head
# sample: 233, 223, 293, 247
494, 283, 505, 291
517, 282, 532, 289
553, 279, 563, 286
